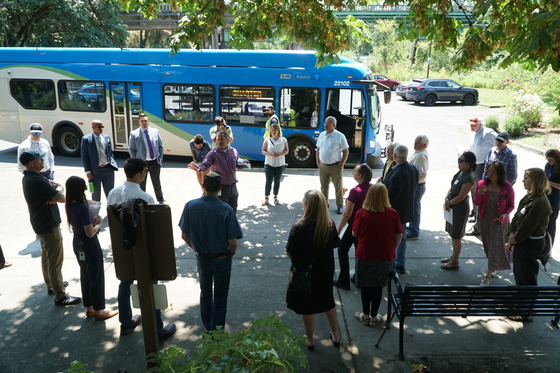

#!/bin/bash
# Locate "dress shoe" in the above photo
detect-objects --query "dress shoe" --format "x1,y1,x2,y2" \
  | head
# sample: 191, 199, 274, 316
54, 295, 81, 306
159, 323, 177, 343
48, 281, 69, 295
336, 207, 343, 215
329, 332, 341, 348
465, 227, 480, 236
94, 310, 118, 321
333, 280, 350, 290
120, 314, 142, 336
395, 265, 406, 275
0, 262, 12, 269
86, 306, 95, 318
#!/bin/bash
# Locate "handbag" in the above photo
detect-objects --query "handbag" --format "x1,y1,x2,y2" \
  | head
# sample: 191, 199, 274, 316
287, 245, 319, 296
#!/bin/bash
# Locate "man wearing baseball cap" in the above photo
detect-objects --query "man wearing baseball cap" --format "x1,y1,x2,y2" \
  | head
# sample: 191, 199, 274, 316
17, 123, 56, 180
20, 150, 81, 306
467, 117, 497, 235
482, 131, 518, 185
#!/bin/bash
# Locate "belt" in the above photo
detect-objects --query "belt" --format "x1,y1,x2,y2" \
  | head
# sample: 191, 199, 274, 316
195, 252, 230, 257
324, 161, 340, 166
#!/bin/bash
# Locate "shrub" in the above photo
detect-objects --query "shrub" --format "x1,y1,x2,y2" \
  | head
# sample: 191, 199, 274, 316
146, 315, 308, 372
485, 115, 500, 132
504, 115, 526, 138
509, 89, 545, 127
548, 116, 560, 128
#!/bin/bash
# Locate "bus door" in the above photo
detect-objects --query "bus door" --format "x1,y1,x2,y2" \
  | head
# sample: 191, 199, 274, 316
326, 88, 365, 164
109, 82, 143, 150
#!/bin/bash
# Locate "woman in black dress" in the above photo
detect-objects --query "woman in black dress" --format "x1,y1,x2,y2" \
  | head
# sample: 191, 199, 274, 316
286, 190, 341, 351
442, 151, 476, 270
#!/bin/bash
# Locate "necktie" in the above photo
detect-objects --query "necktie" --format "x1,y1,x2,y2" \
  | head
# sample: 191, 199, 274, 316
96, 135, 108, 165
144, 129, 155, 160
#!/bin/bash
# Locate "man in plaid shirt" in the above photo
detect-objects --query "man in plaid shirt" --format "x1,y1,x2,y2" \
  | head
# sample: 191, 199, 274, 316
482, 131, 518, 185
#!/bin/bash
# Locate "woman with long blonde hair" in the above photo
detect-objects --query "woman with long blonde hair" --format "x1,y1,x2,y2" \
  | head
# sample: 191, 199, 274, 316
352, 183, 402, 326
286, 190, 341, 351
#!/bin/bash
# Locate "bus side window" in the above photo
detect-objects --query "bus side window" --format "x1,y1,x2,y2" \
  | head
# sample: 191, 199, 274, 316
10, 79, 56, 110
280, 87, 320, 128
220, 86, 274, 126
163, 84, 214, 122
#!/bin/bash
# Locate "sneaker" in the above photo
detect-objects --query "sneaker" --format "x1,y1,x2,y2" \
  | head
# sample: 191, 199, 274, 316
0, 262, 12, 269
48, 281, 69, 295
120, 315, 142, 336
336, 207, 343, 215
407, 235, 419, 240
354, 312, 371, 326
54, 295, 81, 306
370, 314, 383, 327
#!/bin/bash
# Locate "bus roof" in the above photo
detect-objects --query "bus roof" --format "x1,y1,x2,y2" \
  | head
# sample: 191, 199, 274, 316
0, 47, 362, 70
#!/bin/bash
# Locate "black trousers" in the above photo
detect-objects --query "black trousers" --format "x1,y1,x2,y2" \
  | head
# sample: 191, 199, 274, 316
513, 238, 544, 286
336, 228, 357, 286
140, 161, 164, 202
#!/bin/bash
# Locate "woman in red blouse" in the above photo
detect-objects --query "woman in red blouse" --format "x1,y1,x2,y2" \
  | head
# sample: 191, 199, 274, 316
352, 183, 403, 326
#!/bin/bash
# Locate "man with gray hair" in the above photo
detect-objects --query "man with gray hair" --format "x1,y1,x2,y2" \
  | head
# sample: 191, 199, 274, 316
316, 116, 349, 214
407, 135, 429, 240
383, 145, 418, 274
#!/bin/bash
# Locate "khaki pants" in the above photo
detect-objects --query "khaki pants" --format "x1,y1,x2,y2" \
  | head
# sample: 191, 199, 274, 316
37, 226, 65, 299
319, 163, 344, 208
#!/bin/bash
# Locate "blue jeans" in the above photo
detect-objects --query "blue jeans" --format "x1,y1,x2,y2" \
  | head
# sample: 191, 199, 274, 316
118, 280, 163, 332
196, 254, 232, 332
408, 183, 426, 237
395, 223, 407, 267
264, 164, 285, 196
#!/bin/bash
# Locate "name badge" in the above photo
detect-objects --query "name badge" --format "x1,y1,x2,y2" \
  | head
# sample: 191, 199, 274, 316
520, 207, 527, 215
454, 180, 459, 185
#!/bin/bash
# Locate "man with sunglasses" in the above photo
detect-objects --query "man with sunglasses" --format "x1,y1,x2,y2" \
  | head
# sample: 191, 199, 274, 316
17, 123, 55, 180
81, 120, 119, 202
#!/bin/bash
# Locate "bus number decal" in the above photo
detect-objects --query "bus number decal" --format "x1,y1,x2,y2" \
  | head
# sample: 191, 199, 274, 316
280, 74, 292, 79
334, 81, 350, 86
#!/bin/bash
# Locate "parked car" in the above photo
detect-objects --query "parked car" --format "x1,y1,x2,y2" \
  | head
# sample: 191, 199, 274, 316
396, 80, 422, 100
405, 78, 478, 106
373, 74, 400, 91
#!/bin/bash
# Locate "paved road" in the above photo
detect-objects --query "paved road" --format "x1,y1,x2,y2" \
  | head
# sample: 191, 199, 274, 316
1, 99, 559, 372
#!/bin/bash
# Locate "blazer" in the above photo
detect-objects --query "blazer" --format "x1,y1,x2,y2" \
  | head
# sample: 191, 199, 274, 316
383, 161, 419, 223
473, 179, 515, 223
80, 133, 118, 175
129, 127, 164, 165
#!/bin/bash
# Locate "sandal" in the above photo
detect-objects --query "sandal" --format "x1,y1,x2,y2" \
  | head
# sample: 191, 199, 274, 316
304, 336, 315, 351
329, 331, 341, 348
481, 277, 490, 285
508, 315, 533, 322
354, 312, 371, 326
274, 198, 279, 205
441, 261, 459, 270
262, 197, 269, 206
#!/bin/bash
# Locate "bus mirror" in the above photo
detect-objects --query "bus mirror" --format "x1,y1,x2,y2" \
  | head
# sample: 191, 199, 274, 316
383, 90, 391, 104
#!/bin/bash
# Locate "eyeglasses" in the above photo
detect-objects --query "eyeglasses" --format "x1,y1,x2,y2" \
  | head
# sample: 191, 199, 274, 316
93, 126, 104, 129
457, 158, 467, 163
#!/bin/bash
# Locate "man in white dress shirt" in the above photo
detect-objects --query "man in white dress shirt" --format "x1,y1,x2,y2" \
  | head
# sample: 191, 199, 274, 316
17, 123, 56, 180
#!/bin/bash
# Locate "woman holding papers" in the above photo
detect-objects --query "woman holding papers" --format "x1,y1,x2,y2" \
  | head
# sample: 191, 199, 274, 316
474, 162, 515, 285
442, 151, 476, 270
65, 176, 117, 320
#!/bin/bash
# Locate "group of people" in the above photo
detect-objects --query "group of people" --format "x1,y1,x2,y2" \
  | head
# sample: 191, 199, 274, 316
12, 110, 560, 353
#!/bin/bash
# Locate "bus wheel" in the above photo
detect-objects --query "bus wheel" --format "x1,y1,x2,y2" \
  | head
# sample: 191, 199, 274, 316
287, 138, 315, 168
55, 126, 82, 157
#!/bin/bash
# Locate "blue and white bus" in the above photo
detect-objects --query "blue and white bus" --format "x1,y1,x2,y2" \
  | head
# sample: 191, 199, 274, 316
0, 48, 389, 167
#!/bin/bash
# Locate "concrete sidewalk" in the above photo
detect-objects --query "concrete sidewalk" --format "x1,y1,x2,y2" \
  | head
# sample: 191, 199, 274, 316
1, 143, 559, 372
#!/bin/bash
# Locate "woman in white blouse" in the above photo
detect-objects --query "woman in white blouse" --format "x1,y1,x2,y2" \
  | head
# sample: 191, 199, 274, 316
262, 123, 289, 206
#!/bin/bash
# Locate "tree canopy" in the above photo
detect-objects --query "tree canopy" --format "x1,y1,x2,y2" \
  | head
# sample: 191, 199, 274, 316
1, 0, 127, 48
119, 0, 560, 72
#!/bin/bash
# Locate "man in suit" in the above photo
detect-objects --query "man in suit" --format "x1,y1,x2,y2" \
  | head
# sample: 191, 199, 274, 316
128, 113, 165, 203
81, 120, 118, 202
383, 144, 419, 274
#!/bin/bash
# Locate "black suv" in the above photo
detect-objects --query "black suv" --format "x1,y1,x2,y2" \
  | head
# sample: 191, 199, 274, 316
405, 78, 478, 106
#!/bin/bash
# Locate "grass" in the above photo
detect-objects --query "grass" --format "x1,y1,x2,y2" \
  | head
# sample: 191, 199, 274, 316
477, 88, 511, 107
